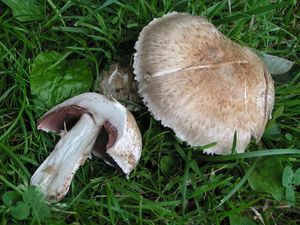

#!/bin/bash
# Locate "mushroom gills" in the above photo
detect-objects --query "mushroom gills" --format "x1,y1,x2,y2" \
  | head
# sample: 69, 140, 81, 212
37, 104, 122, 170
31, 113, 100, 201
91, 121, 122, 170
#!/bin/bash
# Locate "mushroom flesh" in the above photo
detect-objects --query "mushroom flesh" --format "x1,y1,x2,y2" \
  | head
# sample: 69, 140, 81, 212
31, 92, 142, 201
133, 12, 275, 155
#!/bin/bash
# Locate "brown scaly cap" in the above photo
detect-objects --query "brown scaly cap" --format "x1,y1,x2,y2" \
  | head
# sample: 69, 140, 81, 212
133, 12, 274, 154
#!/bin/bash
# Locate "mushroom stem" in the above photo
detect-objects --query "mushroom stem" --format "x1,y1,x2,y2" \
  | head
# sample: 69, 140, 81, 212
31, 113, 101, 201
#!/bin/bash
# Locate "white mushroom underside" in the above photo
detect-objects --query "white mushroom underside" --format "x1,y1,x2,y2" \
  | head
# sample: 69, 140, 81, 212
31, 113, 100, 201
32, 93, 142, 201
41, 93, 127, 133
38, 93, 142, 176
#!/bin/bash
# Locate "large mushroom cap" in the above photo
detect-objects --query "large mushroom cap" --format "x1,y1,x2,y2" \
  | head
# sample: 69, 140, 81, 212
133, 12, 275, 154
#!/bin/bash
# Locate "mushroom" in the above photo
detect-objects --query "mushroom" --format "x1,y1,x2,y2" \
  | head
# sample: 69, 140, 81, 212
100, 63, 141, 111
31, 92, 142, 201
133, 12, 274, 155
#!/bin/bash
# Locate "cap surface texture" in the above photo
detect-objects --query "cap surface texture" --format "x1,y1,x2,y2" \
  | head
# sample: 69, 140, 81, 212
133, 12, 275, 154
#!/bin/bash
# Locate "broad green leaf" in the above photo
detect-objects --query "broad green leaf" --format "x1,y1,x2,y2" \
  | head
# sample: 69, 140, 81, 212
264, 123, 281, 136
285, 185, 295, 206
247, 157, 284, 200
11, 201, 30, 220
1, 0, 44, 22
293, 169, 300, 186
2, 191, 19, 205
22, 186, 51, 221
229, 215, 256, 225
30, 51, 93, 108
32, 202, 51, 221
282, 166, 293, 187
23, 186, 44, 206
258, 52, 294, 75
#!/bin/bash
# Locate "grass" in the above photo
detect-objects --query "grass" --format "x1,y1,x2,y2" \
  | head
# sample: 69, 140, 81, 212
0, 0, 300, 224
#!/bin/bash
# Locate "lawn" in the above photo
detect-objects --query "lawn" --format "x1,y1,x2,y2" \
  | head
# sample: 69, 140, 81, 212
0, 0, 300, 224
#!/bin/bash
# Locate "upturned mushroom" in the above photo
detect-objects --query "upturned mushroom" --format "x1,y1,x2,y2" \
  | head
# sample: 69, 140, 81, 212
31, 92, 142, 201
133, 12, 274, 154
